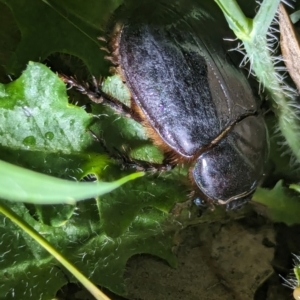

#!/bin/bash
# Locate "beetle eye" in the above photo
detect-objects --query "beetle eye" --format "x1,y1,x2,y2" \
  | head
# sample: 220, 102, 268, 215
193, 197, 207, 208
192, 115, 268, 203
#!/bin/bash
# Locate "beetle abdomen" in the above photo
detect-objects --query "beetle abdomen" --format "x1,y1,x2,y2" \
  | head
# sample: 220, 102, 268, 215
116, 23, 259, 158
118, 24, 220, 157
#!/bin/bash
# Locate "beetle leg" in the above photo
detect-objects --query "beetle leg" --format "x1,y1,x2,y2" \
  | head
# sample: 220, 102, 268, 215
59, 74, 102, 104
61, 75, 173, 173
87, 129, 173, 173
121, 158, 171, 172
59, 74, 141, 122
113, 147, 174, 173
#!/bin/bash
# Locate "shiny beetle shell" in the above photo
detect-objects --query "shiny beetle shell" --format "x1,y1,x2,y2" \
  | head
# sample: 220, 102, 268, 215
107, 10, 268, 208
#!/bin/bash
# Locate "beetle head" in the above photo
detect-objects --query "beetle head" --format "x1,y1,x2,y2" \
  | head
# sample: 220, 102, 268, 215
191, 115, 268, 209
192, 143, 258, 206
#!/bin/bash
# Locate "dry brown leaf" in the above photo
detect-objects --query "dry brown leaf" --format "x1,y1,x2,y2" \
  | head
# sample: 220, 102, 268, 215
279, 3, 300, 92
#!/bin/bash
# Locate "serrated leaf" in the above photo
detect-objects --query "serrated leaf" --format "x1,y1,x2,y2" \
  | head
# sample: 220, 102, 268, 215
0, 61, 93, 153
0, 61, 113, 178
98, 168, 188, 237
253, 180, 300, 225
0, 60, 189, 298
0, 0, 119, 76
0, 197, 179, 299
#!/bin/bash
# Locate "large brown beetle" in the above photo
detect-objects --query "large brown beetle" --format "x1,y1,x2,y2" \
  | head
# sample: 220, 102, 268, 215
64, 2, 269, 209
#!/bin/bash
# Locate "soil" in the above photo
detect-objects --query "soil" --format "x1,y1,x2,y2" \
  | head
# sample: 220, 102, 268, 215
58, 211, 300, 300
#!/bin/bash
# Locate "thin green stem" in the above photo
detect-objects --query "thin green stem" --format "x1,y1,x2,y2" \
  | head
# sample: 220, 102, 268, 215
214, 0, 252, 40
0, 201, 111, 300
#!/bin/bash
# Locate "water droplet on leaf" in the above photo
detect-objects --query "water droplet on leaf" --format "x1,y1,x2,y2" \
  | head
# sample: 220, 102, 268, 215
45, 131, 54, 140
22, 136, 36, 147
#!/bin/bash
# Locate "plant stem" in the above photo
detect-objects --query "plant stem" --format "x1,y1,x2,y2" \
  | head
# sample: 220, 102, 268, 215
215, 0, 300, 162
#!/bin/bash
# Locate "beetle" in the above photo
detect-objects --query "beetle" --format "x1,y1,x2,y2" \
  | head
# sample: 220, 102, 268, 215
63, 5, 269, 210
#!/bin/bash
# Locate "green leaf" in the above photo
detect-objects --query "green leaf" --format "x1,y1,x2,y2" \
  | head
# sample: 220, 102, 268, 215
0, 198, 178, 299
0, 60, 109, 181
0, 61, 92, 153
0, 0, 120, 76
0, 201, 110, 300
0, 159, 144, 205
98, 168, 188, 237
0, 60, 188, 298
253, 181, 300, 225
